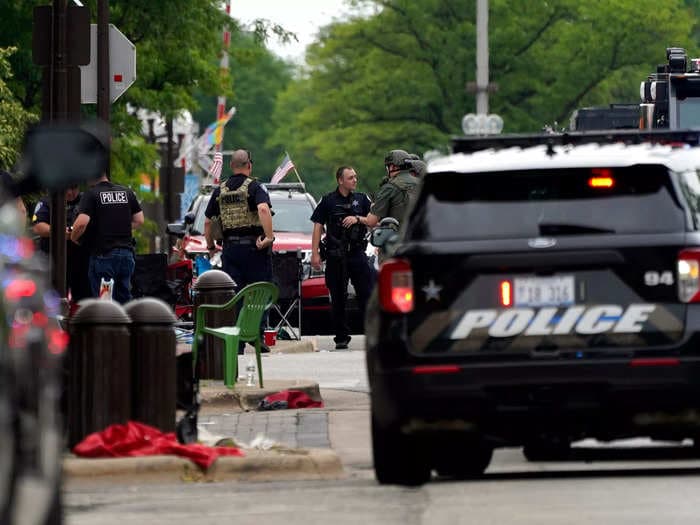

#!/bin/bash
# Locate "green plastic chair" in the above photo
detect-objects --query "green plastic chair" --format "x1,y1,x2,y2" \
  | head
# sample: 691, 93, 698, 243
192, 281, 279, 388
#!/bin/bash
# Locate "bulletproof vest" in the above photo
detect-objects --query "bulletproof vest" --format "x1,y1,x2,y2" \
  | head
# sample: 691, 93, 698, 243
386, 170, 419, 222
326, 196, 367, 252
218, 178, 261, 231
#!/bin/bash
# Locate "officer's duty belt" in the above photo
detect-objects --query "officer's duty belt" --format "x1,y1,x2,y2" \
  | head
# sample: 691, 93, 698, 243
225, 235, 257, 245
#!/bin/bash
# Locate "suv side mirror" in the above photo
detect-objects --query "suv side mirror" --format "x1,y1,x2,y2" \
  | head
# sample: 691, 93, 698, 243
166, 223, 186, 238
370, 217, 400, 248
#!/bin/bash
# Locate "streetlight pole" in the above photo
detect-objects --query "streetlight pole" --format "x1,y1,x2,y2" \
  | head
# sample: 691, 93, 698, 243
476, 0, 489, 116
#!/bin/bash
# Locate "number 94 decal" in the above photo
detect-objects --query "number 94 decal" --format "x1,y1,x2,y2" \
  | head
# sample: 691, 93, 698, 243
644, 271, 674, 286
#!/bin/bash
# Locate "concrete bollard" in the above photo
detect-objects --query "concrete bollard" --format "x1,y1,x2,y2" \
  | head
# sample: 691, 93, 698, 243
124, 297, 177, 432
67, 299, 132, 448
193, 270, 236, 380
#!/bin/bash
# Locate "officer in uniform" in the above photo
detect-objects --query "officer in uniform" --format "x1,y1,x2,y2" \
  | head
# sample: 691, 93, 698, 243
204, 149, 274, 289
406, 155, 427, 179
32, 184, 91, 302
70, 174, 144, 304
204, 149, 274, 352
365, 149, 419, 228
311, 166, 375, 349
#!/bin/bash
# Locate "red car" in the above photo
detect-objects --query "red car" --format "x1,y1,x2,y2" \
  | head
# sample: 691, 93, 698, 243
171, 183, 375, 334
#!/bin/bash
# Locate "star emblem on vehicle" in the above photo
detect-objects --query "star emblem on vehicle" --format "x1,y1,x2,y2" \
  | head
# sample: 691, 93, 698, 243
422, 279, 442, 302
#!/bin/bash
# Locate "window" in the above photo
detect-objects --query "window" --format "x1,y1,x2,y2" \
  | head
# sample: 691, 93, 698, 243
406, 165, 686, 241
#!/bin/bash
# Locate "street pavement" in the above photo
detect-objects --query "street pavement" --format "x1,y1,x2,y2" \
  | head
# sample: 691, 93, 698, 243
64, 334, 700, 525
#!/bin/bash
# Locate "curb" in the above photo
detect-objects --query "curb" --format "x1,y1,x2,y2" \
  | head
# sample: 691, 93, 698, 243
200, 379, 322, 411
176, 338, 316, 357
270, 339, 315, 354
63, 448, 343, 484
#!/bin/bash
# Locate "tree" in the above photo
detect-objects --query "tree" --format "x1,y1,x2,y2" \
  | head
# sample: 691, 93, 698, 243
193, 31, 293, 183
270, 0, 697, 193
0, 47, 35, 170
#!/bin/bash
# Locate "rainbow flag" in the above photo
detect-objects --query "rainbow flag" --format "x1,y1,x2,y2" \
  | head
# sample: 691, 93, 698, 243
203, 107, 235, 146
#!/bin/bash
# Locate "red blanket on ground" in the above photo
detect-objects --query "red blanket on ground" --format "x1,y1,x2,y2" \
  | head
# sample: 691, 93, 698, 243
258, 390, 324, 410
73, 421, 244, 469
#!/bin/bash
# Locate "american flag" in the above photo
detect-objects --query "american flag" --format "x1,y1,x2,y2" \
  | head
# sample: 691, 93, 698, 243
270, 153, 295, 184
208, 151, 223, 183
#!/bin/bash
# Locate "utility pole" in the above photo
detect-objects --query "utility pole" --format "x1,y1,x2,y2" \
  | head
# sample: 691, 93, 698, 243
32, 0, 88, 298
97, 0, 110, 177
475, 0, 489, 116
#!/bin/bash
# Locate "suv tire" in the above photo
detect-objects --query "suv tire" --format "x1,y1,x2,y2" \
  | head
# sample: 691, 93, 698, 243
434, 435, 493, 479
371, 415, 430, 486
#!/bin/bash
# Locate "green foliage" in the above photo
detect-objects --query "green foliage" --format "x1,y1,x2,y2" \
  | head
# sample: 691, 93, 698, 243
193, 32, 293, 183
271, 0, 698, 195
0, 47, 35, 170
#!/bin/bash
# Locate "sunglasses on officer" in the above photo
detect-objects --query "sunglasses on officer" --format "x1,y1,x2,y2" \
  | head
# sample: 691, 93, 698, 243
245, 149, 253, 165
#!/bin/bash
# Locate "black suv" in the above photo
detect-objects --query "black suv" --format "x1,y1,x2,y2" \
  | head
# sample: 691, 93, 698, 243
367, 129, 700, 485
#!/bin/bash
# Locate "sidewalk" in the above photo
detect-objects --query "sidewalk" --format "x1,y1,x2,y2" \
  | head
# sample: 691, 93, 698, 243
62, 337, 372, 485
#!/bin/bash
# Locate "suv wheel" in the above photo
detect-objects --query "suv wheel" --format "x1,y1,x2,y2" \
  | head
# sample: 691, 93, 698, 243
434, 435, 493, 479
371, 415, 430, 486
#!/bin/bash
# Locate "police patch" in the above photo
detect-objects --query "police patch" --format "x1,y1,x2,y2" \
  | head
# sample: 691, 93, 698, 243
100, 191, 128, 205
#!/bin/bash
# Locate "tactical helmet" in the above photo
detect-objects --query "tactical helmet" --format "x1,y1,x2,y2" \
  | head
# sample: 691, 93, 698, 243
384, 149, 411, 169
407, 158, 427, 178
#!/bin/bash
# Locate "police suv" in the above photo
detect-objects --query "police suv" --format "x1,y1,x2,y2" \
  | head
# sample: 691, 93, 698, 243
367, 129, 700, 485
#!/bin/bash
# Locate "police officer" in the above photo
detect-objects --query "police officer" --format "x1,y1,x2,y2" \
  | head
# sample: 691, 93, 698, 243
204, 149, 274, 288
32, 184, 91, 301
311, 166, 375, 350
406, 155, 427, 179
365, 149, 419, 228
204, 149, 274, 352
70, 174, 144, 304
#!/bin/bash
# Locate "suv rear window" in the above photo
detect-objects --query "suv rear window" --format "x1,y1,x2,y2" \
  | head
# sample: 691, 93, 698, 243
407, 165, 685, 241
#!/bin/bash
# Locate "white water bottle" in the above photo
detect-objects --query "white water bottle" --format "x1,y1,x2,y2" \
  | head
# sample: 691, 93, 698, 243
245, 358, 256, 387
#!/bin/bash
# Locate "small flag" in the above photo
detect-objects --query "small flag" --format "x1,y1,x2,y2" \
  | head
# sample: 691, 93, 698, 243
270, 153, 295, 184
202, 107, 236, 147
208, 151, 223, 184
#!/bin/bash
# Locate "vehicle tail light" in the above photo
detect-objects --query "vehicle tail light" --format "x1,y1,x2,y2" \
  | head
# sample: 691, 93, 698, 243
378, 259, 413, 313
629, 357, 680, 367
412, 365, 460, 375
677, 249, 700, 302
499, 280, 512, 307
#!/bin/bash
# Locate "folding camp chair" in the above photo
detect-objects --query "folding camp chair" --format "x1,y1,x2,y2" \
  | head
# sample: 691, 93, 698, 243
271, 250, 303, 340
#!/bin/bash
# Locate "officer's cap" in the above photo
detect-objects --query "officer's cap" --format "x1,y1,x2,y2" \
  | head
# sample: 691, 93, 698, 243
407, 158, 427, 178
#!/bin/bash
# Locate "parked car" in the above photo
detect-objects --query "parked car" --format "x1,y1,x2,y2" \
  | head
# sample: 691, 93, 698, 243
168, 182, 376, 334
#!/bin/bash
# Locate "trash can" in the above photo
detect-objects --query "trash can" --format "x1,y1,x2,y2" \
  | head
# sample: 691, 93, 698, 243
193, 269, 236, 380
67, 299, 132, 448
124, 297, 177, 432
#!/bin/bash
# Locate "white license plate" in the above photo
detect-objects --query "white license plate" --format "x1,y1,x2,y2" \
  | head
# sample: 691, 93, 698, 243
514, 276, 575, 307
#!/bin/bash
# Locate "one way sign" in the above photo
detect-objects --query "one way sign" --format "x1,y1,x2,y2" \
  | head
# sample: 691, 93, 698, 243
80, 24, 136, 104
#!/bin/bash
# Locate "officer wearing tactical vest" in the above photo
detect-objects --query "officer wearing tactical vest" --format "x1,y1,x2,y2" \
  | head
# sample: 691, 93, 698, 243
311, 166, 375, 350
365, 149, 419, 228
204, 148, 274, 301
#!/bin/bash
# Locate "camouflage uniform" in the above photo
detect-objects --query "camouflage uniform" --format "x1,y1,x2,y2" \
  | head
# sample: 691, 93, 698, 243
370, 169, 419, 224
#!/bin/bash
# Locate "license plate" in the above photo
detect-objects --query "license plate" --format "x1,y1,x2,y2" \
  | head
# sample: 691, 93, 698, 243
514, 276, 575, 307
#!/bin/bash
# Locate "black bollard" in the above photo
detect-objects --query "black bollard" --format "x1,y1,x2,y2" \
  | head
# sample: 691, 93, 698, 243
67, 299, 131, 448
124, 297, 177, 432
192, 270, 236, 380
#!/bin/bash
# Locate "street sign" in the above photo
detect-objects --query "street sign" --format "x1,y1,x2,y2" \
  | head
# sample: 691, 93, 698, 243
80, 24, 136, 104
